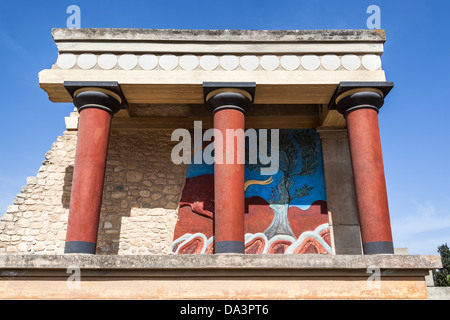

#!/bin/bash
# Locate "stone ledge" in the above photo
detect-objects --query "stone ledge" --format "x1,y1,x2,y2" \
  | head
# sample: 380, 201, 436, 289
0, 254, 442, 299
52, 28, 386, 42
0, 254, 441, 274
427, 287, 450, 300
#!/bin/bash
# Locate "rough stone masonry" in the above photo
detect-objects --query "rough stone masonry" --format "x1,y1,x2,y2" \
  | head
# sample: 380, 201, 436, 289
0, 110, 187, 254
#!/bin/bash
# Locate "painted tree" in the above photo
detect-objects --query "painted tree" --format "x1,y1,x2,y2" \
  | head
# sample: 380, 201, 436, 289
246, 129, 319, 239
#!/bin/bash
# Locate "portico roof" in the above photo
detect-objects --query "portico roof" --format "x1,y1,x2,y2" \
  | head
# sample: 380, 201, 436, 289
39, 28, 388, 129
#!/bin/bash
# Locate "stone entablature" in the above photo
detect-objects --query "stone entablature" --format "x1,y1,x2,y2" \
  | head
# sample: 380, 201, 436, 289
39, 29, 386, 115
38, 29, 390, 135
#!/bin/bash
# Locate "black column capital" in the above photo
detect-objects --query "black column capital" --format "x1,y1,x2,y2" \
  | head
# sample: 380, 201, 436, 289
203, 82, 256, 114
64, 81, 128, 115
328, 81, 394, 117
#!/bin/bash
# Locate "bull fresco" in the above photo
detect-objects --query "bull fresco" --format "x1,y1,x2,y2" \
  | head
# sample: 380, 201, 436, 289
171, 129, 331, 254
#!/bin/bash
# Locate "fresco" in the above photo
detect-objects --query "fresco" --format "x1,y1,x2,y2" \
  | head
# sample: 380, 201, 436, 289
171, 129, 331, 254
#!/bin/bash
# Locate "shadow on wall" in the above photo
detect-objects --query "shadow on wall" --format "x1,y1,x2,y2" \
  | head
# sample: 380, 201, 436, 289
61, 130, 188, 255
61, 165, 73, 209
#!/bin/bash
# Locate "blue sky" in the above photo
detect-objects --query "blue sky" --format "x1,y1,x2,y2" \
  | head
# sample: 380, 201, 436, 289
0, 0, 449, 255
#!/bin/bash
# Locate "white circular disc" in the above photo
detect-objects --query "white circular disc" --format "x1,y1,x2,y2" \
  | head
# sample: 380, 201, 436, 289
77, 53, 97, 70
301, 55, 320, 71
220, 55, 239, 71
362, 54, 382, 71
98, 53, 117, 70
260, 55, 279, 71
200, 55, 219, 71
321, 55, 341, 71
179, 55, 199, 70
57, 53, 76, 69
159, 54, 178, 71
240, 55, 259, 71
280, 55, 300, 71
118, 54, 138, 70
341, 54, 361, 71
139, 54, 158, 70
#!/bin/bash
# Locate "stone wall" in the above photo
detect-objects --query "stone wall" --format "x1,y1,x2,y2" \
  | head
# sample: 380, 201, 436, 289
97, 129, 187, 254
317, 128, 362, 255
0, 113, 187, 254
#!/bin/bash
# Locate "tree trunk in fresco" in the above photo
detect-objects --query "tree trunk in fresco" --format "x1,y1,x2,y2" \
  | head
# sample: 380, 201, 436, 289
265, 203, 295, 239
248, 130, 318, 240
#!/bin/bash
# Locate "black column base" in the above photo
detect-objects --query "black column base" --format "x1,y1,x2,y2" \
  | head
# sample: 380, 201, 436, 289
215, 241, 245, 254
64, 241, 97, 254
363, 241, 394, 254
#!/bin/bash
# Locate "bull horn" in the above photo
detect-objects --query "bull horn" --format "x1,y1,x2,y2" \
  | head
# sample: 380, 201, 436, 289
244, 176, 274, 191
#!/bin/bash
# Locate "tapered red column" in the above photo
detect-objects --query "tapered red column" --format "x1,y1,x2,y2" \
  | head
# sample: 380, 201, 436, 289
64, 84, 123, 254
204, 82, 255, 254
345, 107, 393, 254
331, 82, 394, 254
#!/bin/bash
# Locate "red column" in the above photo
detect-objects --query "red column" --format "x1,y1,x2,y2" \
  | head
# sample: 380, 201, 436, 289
346, 108, 393, 254
64, 87, 122, 254
334, 87, 394, 254
213, 108, 246, 254
203, 83, 255, 254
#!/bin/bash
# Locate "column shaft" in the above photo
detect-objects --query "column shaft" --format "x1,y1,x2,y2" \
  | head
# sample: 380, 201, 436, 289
330, 83, 395, 254
203, 83, 255, 254
345, 108, 393, 254
65, 108, 113, 254
63, 83, 124, 255
213, 108, 245, 253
